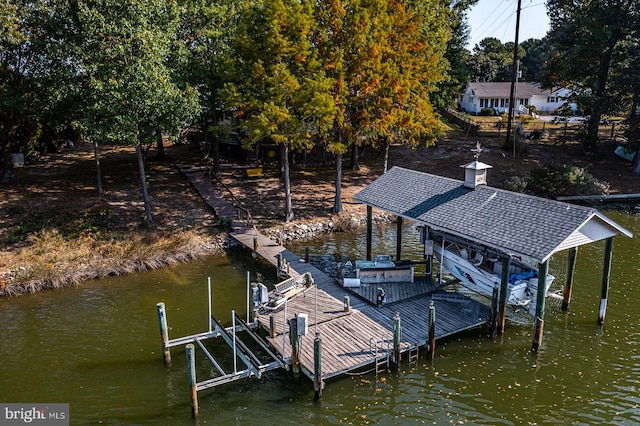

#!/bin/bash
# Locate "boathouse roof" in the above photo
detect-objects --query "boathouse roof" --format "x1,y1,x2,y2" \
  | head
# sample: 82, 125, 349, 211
353, 167, 633, 263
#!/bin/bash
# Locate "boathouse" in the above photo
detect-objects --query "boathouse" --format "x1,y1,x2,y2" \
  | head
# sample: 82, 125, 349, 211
353, 163, 633, 351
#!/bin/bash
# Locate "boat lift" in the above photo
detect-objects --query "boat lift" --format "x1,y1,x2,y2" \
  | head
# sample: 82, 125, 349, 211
156, 275, 291, 417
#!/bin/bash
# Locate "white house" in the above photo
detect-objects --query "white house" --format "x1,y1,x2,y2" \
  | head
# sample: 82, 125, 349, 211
459, 82, 574, 115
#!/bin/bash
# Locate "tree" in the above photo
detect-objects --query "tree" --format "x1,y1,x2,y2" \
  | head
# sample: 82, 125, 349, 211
467, 37, 514, 82
432, 0, 479, 109
0, 0, 81, 180
178, 0, 239, 175
520, 38, 550, 82
546, 0, 638, 154
315, 0, 450, 213
225, 0, 336, 222
76, 0, 200, 225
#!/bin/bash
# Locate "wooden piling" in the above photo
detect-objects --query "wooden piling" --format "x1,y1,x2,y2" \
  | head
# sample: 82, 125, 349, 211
253, 236, 258, 252
562, 247, 578, 311
186, 344, 199, 418
376, 287, 385, 308
392, 312, 401, 369
599, 237, 614, 325
489, 284, 499, 337
344, 295, 350, 312
531, 260, 549, 353
305, 247, 310, 263
277, 253, 282, 270
269, 315, 276, 338
313, 333, 323, 400
497, 257, 510, 335
156, 302, 171, 367
427, 300, 436, 359
289, 317, 300, 376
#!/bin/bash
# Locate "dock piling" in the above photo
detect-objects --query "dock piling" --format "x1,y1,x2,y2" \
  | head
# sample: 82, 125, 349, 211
562, 247, 578, 311
344, 295, 350, 312
427, 300, 436, 359
599, 237, 614, 325
156, 302, 172, 367
489, 284, 499, 337
305, 247, 310, 263
290, 316, 300, 376
314, 333, 323, 400
269, 315, 276, 338
186, 344, 199, 418
392, 312, 401, 369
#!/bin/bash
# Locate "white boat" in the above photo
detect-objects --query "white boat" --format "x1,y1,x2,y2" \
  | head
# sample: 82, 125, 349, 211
433, 241, 554, 307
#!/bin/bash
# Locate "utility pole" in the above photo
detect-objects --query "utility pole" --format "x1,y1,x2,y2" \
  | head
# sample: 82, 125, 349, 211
505, 0, 522, 156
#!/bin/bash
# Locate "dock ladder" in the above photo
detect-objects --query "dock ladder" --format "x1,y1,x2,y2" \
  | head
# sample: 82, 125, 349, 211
370, 337, 391, 379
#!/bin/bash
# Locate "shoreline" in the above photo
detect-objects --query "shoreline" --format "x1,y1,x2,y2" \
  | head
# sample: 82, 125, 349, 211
0, 211, 393, 297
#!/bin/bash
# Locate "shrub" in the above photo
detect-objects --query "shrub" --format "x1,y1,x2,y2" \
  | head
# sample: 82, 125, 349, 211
504, 176, 528, 193
480, 107, 497, 116
527, 163, 609, 198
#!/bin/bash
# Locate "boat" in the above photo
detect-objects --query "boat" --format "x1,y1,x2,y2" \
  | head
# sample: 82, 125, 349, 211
432, 241, 554, 307
340, 255, 414, 287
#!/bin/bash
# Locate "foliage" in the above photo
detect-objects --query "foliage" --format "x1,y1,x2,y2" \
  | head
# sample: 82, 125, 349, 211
479, 107, 497, 116
527, 163, 610, 198
503, 175, 528, 193
545, 0, 639, 154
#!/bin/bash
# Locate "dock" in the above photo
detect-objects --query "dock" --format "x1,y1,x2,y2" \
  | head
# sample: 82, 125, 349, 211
230, 229, 490, 380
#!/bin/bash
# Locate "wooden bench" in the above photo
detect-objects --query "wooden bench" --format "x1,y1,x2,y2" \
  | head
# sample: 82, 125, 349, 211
274, 277, 298, 296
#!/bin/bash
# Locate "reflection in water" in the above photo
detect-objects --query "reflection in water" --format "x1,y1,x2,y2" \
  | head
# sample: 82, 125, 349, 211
0, 211, 638, 424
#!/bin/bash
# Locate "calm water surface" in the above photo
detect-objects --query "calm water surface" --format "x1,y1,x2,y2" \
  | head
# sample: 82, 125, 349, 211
1, 210, 638, 425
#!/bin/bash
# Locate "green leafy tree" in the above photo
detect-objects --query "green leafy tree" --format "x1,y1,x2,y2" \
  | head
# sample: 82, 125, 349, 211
178, 0, 239, 174
546, 0, 638, 154
76, 0, 200, 225
225, 0, 336, 222
0, 0, 80, 179
467, 37, 515, 82
520, 38, 550, 82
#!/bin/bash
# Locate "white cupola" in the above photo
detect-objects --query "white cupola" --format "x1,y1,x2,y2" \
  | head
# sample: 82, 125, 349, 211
461, 142, 492, 189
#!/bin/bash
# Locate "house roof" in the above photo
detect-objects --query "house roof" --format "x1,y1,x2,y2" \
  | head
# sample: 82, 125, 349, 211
467, 82, 551, 98
353, 167, 632, 264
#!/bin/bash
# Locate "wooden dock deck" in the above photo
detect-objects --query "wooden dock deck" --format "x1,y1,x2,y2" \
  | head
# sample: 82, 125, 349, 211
231, 229, 491, 380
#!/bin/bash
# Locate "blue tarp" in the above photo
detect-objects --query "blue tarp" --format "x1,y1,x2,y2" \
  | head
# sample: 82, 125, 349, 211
509, 270, 535, 284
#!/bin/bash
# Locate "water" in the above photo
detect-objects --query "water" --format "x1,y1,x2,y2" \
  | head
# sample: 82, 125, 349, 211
1, 211, 638, 425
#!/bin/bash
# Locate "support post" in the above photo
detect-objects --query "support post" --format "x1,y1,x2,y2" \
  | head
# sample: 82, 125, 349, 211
427, 300, 436, 359
277, 253, 282, 270
366, 206, 372, 261
562, 247, 578, 311
392, 312, 401, 369
253, 236, 258, 252
186, 344, 199, 418
396, 217, 403, 261
289, 316, 300, 376
156, 302, 171, 367
531, 260, 549, 353
497, 257, 510, 335
376, 287, 385, 308
599, 237, 614, 325
489, 284, 499, 337
269, 315, 276, 338
305, 247, 310, 263
344, 295, 350, 312
314, 333, 323, 400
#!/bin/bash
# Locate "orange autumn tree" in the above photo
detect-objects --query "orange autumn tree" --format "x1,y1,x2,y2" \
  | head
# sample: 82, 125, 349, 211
314, 0, 451, 213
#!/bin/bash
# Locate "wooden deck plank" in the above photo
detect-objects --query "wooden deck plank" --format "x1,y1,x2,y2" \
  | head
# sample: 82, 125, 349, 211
232, 229, 491, 381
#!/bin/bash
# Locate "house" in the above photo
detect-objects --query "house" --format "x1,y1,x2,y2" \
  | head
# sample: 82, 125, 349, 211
459, 82, 574, 115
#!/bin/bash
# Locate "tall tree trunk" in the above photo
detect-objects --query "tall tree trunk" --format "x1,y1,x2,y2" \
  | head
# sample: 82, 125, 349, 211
136, 142, 153, 226
156, 132, 166, 160
281, 143, 294, 222
0, 124, 11, 182
333, 153, 343, 214
351, 141, 360, 170
383, 140, 390, 173
212, 135, 220, 178
93, 139, 103, 197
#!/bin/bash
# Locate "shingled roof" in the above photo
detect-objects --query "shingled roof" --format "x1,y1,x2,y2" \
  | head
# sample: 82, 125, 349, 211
353, 167, 632, 264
